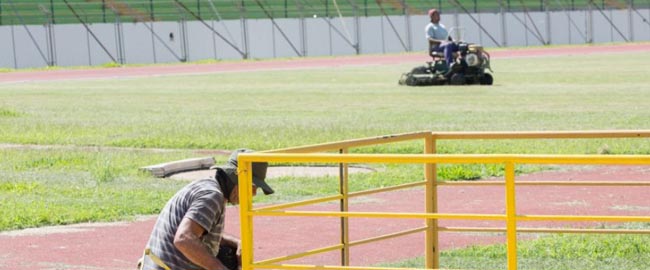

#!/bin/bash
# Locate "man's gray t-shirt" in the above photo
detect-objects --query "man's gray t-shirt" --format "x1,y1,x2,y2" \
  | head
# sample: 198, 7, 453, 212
425, 22, 449, 43
142, 178, 226, 270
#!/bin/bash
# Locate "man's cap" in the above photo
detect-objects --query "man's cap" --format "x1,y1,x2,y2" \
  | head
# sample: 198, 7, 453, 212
428, 8, 439, 17
210, 148, 274, 195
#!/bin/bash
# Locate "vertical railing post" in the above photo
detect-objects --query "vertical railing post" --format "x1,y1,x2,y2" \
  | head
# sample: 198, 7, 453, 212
627, 0, 634, 41
239, 0, 249, 59
113, 8, 125, 65
424, 133, 439, 269
339, 148, 350, 266
239, 159, 254, 270
544, 0, 551, 45
499, 0, 508, 47
505, 162, 518, 270
179, 16, 188, 62
585, 0, 594, 43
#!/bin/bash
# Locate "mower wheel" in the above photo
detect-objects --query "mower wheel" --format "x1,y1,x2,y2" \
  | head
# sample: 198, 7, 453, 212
450, 74, 466, 85
479, 73, 494, 85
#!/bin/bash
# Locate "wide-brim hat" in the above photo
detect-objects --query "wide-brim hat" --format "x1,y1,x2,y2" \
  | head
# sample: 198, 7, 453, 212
210, 149, 274, 195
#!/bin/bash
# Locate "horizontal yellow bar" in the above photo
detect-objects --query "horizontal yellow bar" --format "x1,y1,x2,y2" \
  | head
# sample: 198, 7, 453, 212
347, 181, 426, 197
438, 181, 650, 186
254, 263, 455, 270
255, 195, 343, 212
252, 210, 505, 221
433, 130, 650, 140
349, 226, 428, 247
239, 153, 650, 166
265, 131, 430, 153
439, 226, 650, 234
255, 227, 430, 265
255, 244, 344, 265
518, 215, 650, 222
255, 182, 425, 212
263, 130, 650, 154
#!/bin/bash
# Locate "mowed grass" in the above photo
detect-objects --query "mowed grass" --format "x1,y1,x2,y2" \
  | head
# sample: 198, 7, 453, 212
382, 224, 650, 270
1, 46, 650, 269
1, 47, 650, 234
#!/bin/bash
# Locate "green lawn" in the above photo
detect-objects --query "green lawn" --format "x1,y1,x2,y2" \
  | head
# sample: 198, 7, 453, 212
382, 224, 650, 270
1, 45, 649, 268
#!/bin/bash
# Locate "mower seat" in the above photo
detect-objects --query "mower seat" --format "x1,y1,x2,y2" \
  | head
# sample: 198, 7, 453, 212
430, 51, 459, 62
430, 52, 444, 59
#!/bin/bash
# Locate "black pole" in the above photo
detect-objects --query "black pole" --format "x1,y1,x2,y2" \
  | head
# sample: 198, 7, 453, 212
149, 0, 154, 20
474, 0, 477, 13
197, 0, 201, 17
102, 0, 106, 23
364, 0, 367, 17
50, 0, 55, 24
0, 0, 3, 25
284, 0, 287, 17
326, 0, 329, 17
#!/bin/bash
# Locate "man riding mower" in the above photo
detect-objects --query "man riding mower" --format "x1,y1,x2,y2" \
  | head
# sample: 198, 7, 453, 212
398, 39, 494, 86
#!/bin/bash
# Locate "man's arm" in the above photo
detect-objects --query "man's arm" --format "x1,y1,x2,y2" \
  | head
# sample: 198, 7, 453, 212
174, 217, 228, 270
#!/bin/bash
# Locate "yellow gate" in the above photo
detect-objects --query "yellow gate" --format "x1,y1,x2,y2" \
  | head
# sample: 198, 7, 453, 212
236, 130, 650, 270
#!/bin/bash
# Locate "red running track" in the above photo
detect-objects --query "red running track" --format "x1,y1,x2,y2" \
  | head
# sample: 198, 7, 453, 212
1, 43, 649, 84
1, 165, 649, 270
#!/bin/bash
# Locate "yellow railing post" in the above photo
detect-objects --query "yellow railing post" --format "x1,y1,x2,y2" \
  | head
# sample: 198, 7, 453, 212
424, 133, 439, 269
239, 160, 254, 270
505, 162, 518, 270
339, 148, 350, 266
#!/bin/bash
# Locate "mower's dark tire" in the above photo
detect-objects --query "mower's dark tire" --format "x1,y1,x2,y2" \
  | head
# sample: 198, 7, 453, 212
405, 75, 417, 86
450, 74, 466, 85
479, 73, 494, 85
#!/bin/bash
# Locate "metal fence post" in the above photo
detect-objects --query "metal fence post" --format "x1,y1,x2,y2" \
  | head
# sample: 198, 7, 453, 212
628, 0, 634, 41
585, 0, 594, 43
545, 0, 551, 44
239, 0, 249, 59
150, 20, 157, 63
40, 4, 57, 66
353, 0, 361, 54
49, 0, 55, 24
297, 0, 307, 56
499, 0, 508, 47
238, 160, 254, 270
505, 162, 518, 270
402, 0, 412, 51
339, 148, 350, 267
113, 8, 125, 64
10, 23, 17, 68
179, 17, 188, 62
424, 133, 439, 269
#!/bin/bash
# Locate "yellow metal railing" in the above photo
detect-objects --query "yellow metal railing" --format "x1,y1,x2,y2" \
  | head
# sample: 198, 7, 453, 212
237, 130, 650, 270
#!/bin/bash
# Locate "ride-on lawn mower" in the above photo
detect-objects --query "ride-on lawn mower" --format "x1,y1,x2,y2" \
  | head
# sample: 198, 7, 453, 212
399, 41, 494, 86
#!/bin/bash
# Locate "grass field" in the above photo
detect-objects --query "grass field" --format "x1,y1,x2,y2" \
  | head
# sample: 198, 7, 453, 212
0, 0, 636, 25
383, 223, 650, 269
1, 46, 650, 268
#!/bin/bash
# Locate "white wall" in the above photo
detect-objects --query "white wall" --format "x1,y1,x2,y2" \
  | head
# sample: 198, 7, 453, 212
1, 8, 649, 69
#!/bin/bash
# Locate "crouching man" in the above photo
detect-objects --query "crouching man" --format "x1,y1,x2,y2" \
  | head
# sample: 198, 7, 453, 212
140, 149, 274, 270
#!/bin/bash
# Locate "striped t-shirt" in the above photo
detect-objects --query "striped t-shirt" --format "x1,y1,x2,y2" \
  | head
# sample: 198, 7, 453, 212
142, 178, 226, 270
